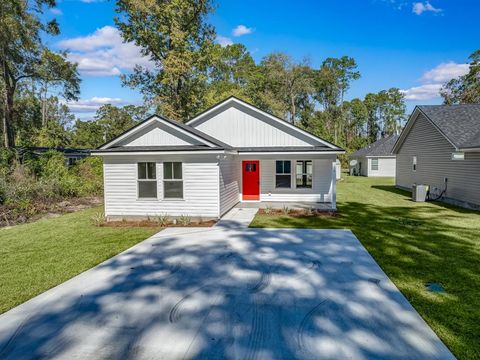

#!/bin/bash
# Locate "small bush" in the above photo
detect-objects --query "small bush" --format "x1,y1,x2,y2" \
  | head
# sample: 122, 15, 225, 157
91, 211, 106, 227
178, 214, 191, 226
157, 214, 169, 227
264, 206, 273, 215
282, 205, 290, 215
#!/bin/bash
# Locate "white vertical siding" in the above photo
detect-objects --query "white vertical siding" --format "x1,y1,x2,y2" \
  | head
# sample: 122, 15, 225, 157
118, 123, 202, 147
218, 156, 241, 215
194, 105, 318, 147
396, 113, 480, 206
237, 155, 335, 202
103, 155, 219, 218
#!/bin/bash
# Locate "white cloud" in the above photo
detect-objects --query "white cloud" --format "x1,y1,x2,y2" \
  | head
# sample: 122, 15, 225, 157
57, 26, 152, 77
401, 84, 443, 100
66, 97, 125, 113
401, 61, 469, 100
216, 35, 233, 47
412, 2, 442, 15
50, 8, 63, 15
232, 25, 253, 37
421, 62, 469, 83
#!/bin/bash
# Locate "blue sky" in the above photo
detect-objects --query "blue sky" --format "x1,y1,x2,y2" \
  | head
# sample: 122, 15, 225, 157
46, 0, 479, 119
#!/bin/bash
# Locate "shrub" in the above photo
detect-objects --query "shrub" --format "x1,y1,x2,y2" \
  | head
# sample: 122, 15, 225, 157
282, 205, 290, 215
91, 211, 106, 227
73, 156, 103, 196
156, 214, 170, 227
263, 205, 273, 215
178, 214, 191, 226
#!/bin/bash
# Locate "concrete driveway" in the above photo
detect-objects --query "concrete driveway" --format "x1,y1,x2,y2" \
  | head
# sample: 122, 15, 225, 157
0, 226, 454, 360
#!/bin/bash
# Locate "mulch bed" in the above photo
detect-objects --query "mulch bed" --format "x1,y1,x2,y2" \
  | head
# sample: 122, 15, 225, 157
101, 219, 217, 228
257, 208, 340, 218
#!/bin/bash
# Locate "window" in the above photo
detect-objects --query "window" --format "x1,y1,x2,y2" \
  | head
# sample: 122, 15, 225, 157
296, 160, 313, 188
245, 163, 257, 172
371, 158, 379, 171
412, 156, 417, 172
138, 162, 157, 198
163, 162, 183, 199
275, 160, 291, 188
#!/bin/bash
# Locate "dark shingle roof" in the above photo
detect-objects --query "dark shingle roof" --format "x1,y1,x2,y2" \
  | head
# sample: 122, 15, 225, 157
350, 135, 399, 157
418, 105, 480, 149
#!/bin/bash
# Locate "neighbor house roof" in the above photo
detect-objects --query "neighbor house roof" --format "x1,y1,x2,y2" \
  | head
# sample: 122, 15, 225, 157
350, 135, 399, 158
393, 105, 480, 153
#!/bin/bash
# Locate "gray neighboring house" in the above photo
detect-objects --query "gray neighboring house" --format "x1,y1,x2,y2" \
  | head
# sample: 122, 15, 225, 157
393, 104, 480, 210
350, 135, 398, 177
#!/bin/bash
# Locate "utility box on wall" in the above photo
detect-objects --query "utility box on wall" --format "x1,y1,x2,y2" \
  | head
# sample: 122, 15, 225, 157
412, 184, 428, 202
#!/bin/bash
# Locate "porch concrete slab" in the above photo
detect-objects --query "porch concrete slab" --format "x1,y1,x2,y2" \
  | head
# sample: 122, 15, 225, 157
236, 201, 335, 211
0, 228, 454, 360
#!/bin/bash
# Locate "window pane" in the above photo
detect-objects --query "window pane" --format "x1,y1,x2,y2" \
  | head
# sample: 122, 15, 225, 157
164, 181, 183, 198
147, 162, 156, 179
276, 161, 283, 174
138, 181, 157, 198
138, 163, 147, 179
306, 174, 312, 187
284, 160, 291, 174
173, 162, 182, 179
296, 174, 303, 187
276, 174, 291, 188
296, 162, 303, 175
164, 162, 173, 179
306, 161, 312, 175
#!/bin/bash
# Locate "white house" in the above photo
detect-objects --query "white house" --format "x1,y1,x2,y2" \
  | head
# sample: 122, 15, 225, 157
349, 135, 398, 177
92, 97, 344, 220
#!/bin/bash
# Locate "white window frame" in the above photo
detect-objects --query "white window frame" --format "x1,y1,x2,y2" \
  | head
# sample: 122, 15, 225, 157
137, 162, 157, 199
163, 161, 184, 200
295, 160, 313, 189
371, 158, 379, 171
412, 156, 417, 172
275, 160, 292, 189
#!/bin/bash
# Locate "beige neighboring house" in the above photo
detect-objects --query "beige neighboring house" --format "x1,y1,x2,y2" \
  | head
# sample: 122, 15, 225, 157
393, 105, 480, 210
350, 135, 398, 177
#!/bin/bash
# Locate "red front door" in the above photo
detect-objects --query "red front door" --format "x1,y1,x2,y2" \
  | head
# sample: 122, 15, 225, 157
242, 160, 260, 200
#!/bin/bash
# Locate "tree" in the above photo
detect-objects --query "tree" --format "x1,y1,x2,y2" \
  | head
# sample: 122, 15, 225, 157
0, 0, 61, 148
376, 88, 406, 135
204, 43, 256, 106
257, 53, 313, 123
36, 49, 80, 127
71, 120, 104, 149
33, 98, 74, 147
115, 0, 215, 121
343, 98, 368, 149
313, 56, 360, 144
441, 50, 480, 104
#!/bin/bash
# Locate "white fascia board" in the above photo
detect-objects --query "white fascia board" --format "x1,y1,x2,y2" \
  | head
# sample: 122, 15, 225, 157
187, 97, 342, 150
100, 116, 216, 149
366, 155, 396, 158
459, 147, 480, 152
236, 151, 344, 155
91, 150, 228, 156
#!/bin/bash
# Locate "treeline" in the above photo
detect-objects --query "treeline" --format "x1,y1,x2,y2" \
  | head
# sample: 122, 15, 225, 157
1, 0, 479, 155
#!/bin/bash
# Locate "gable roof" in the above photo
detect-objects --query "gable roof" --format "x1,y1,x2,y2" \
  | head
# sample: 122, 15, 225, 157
393, 105, 480, 153
351, 135, 399, 157
186, 96, 343, 151
98, 114, 230, 150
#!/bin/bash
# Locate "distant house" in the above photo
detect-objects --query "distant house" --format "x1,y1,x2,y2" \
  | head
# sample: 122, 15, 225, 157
392, 105, 480, 210
92, 97, 344, 220
349, 135, 398, 177
18, 147, 91, 166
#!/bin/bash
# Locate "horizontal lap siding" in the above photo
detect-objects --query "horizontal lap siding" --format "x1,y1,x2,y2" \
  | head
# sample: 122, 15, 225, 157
367, 157, 396, 177
396, 114, 480, 206
257, 158, 333, 202
104, 156, 219, 217
219, 157, 241, 215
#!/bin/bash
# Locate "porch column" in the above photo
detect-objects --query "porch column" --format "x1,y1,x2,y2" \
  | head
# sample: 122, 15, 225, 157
331, 160, 337, 210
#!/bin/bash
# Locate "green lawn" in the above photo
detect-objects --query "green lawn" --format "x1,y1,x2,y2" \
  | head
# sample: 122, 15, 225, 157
251, 176, 480, 360
0, 207, 159, 314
